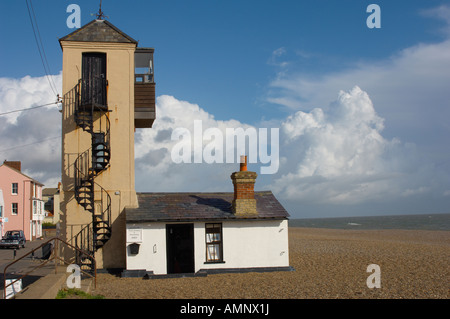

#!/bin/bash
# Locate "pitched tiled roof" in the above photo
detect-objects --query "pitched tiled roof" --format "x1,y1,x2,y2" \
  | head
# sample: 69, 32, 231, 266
42, 188, 59, 196
126, 191, 289, 223
0, 164, 44, 186
59, 19, 137, 44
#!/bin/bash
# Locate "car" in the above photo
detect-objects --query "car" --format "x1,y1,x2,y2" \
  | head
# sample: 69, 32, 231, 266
0, 230, 26, 249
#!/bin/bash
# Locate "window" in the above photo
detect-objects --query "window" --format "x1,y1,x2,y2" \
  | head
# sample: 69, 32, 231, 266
205, 223, 223, 263
0, 206, 2, 217
12, 183, 18, 195
12, 203, 18, 215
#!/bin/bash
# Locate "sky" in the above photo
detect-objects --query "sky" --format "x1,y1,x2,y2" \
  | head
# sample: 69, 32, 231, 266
1, 0, 450, 218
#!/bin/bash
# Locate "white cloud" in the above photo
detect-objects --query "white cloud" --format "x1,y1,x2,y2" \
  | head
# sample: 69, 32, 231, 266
271, 86, 421, 205
421, 5, 450, 36
133, 86, 448, 214
268, 47, 290, 68
261, 6, 450, 214
0, 73, 61, 123
269, 39, 450, 119
135, 95, 256, 192
0, 73, 62, 187
267, 40, 450, 174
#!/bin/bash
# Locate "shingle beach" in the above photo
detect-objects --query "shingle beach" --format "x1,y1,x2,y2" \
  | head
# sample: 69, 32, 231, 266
91, 227, 449, 299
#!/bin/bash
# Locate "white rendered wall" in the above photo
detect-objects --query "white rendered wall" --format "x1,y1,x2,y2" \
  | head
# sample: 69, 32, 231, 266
126, 223, 167, 275
126, 219, 289, 275
197, 219, 289, 272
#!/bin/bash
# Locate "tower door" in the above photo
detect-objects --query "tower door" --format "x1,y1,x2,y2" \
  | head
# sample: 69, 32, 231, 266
166, 224, 195, 274
81, 53, 107, 107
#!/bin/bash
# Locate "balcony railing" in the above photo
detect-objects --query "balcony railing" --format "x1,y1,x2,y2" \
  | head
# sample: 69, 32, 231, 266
80, 76, 108, 110
134, 48, 155, 128
135, 73, 154, 83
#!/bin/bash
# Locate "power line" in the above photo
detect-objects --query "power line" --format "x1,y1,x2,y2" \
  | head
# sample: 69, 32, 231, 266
25, 0, 59, 97
27, 0, 58, 96
0, 101, 60, 117
0, 136, 60, 154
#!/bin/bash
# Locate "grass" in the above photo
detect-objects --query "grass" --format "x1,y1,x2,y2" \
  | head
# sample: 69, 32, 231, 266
56, 288, 105, 299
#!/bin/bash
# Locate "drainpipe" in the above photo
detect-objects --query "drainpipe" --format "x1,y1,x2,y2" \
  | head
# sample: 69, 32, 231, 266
22, 180, 26, 240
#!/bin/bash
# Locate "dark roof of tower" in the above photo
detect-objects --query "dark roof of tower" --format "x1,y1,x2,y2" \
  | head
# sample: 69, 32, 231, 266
59, 19, 138, 44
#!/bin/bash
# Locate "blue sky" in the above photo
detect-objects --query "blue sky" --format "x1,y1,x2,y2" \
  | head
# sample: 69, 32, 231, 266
1, 0, 450, 218
2, 0, 447, 122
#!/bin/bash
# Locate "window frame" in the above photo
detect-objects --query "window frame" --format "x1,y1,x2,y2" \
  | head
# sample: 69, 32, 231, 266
11, 203, 18, 215
205, 223, 224, 263
11, 183, 18, 195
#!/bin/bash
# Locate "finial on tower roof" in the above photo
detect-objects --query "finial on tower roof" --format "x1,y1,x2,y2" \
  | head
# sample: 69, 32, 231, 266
95, 0, 108, 20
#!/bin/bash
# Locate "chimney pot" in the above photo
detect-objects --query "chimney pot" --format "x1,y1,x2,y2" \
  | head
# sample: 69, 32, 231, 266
240, 155, 247, 171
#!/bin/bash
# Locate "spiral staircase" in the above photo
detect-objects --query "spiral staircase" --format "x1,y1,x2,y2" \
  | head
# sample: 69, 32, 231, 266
66, 77, 112, 273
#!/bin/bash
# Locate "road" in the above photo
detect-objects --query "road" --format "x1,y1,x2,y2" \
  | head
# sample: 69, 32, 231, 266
0, 236, 58, 296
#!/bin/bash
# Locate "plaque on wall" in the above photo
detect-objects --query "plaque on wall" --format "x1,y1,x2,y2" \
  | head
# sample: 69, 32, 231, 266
127, 228, 143, 243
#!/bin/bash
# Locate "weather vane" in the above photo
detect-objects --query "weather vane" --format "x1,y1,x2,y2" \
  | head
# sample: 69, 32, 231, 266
95, 0, 108, 20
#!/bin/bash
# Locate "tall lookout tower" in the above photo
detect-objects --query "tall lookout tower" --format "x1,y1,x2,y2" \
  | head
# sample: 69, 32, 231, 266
59, 19, 155, 270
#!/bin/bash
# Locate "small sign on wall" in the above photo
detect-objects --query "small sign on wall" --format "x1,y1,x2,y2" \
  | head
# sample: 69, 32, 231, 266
127, 228, 143, 243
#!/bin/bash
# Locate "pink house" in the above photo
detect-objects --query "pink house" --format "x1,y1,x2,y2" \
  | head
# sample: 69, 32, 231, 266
0, 161, 45, 241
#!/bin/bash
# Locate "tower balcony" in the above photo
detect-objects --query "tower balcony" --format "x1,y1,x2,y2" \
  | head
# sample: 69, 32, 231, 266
134, 48, 156, 128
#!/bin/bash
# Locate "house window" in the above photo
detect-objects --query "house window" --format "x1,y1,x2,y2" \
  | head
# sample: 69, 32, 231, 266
12, 203, 18, 215
0, 206, 2, 218
205, 223, 223, 263
12, 183, 18, 195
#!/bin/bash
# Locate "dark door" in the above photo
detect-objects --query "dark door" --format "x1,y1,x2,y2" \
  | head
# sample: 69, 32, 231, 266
166, 224, 195, 274
81, 52, 107, 107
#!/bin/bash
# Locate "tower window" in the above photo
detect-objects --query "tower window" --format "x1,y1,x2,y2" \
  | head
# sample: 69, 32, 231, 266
135, 48, 154, 83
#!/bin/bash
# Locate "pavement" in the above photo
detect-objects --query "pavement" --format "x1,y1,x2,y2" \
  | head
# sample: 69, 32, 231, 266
0, 233, 93, 299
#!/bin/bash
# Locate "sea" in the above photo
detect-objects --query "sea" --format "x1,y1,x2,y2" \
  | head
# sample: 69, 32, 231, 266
289, 213, 450, 231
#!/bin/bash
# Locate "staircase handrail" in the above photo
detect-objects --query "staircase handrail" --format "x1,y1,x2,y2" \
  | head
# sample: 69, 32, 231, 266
73, 148, 112, 252
2, 237, 96, 299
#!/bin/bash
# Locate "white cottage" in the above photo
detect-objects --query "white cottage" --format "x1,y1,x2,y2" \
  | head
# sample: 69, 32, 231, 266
123, 160, 292, 277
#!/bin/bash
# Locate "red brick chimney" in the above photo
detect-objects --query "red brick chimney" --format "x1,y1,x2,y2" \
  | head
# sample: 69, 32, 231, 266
230, 155, 258, 216
3, 160, 21, 172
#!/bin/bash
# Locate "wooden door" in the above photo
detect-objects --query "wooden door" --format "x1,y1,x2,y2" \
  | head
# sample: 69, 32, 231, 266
81, 53, 107, 107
